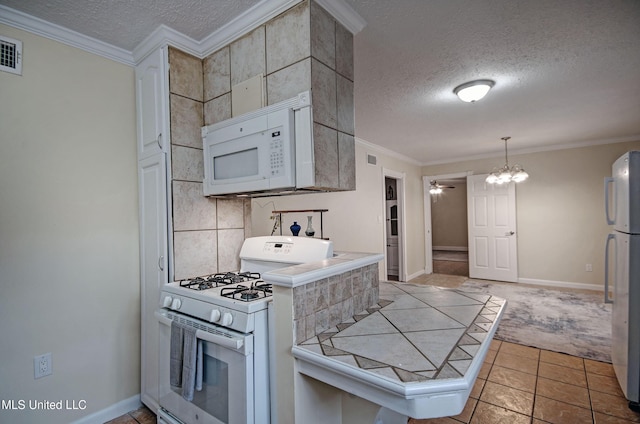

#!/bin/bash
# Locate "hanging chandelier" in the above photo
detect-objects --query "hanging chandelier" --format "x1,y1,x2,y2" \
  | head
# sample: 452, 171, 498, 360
485, 137, 529, 184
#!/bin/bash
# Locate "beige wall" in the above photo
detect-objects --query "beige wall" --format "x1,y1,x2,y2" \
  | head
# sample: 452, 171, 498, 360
0, 25, 139, 423
423, 140, 640, 288
251, 140, 426, 279
253, 139, 640, 288
431, 181, 468, 249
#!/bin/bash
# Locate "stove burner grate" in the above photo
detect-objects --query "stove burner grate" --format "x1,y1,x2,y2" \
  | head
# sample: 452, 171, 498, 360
179, 272, 262, 291
220, 282, 272, 302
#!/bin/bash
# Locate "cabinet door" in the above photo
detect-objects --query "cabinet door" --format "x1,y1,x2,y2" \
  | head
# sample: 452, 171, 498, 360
138, 153, 169, 410
136, 48, 169, 158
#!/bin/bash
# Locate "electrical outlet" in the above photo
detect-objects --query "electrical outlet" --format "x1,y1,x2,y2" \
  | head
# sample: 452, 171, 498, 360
34, 353, 52, 379
586, 264, 593, 272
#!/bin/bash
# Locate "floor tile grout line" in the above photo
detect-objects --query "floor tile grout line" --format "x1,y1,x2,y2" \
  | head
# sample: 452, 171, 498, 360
583, 357, 597, 424
531, 347, 540, 423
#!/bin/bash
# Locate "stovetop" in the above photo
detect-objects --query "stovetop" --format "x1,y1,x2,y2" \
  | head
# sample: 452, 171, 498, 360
161, 271, 273, 328
178, 272, 264, 292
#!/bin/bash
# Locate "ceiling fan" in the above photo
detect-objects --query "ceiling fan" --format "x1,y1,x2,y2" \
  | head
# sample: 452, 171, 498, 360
429, 180, 455, 194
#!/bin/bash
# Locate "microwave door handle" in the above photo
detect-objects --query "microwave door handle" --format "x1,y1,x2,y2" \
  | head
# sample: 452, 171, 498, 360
604, 233, 615, 304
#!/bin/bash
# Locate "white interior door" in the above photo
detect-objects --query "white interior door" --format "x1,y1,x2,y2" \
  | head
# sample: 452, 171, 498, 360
386, 200, 399, 276
467, 174, 518, 282
382, 170, 406, 281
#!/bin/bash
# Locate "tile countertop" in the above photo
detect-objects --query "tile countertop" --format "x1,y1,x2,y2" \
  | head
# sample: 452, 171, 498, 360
263, 251, 384, 288
292, 281, 506, 420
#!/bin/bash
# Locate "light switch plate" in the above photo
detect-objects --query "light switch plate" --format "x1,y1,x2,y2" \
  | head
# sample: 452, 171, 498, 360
232, 74, 264, 117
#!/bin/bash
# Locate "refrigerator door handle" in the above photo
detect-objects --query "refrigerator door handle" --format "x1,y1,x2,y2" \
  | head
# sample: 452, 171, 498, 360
604, 233, 615, 304
604, 177, 615, 225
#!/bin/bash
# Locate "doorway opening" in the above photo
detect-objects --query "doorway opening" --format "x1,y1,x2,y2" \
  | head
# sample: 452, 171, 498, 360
423, 173, 470, 277
383, 170, 406, 282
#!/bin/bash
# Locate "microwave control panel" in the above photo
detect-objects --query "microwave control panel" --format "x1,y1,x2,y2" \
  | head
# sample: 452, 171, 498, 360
269, 128, 285, 177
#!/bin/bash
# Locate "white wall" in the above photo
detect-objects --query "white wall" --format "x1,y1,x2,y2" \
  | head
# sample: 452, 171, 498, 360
0, 25, 139, 423
251, 140, 426, 279
423, 140, 640, 288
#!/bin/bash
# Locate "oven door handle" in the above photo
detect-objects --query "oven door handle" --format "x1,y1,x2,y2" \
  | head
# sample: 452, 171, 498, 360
155, 310, 245, 351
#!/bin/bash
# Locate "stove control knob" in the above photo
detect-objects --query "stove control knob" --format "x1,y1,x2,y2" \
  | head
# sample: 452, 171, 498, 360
162, 296, 173, 308
170, 298, 182, 310
209, 309, 221, 323
221, 312, 233, 326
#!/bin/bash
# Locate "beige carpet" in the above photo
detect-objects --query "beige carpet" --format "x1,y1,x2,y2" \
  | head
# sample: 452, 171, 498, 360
432, 250, 468, 277
432, 250, 468, 262
459, 280, 611, 362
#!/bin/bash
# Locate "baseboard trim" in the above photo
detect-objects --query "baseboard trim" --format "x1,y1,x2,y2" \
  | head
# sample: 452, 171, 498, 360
433, 246, 468, 252
70, 394, 141, 424
518, 277, 603, 292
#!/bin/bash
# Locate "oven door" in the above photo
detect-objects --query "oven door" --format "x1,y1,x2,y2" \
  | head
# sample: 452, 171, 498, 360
156, 310, 254, 424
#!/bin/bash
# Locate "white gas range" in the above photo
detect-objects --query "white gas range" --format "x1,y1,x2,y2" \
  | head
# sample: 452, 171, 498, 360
156, 236, 333, 424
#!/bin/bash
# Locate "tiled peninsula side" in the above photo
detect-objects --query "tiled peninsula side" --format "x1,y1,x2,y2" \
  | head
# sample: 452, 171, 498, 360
292, 262, 380, 344
264, 252, 384, 424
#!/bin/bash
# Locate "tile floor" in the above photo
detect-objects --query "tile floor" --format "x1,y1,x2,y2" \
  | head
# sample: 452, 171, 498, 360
105, 406, 154, 424
108, 274, 640, 424
407, 273, 640, 424
114, 341, 640, 424
409, 339, 640, 424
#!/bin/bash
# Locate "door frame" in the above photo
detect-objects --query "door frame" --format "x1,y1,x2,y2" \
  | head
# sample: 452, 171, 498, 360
423, 171, 473, 275
382, 168, 406, 281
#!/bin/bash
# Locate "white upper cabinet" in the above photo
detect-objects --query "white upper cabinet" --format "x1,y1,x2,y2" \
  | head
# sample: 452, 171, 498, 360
136, 48, 169, 158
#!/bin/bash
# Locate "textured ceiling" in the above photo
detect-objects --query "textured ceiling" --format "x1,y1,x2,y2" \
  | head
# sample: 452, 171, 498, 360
0, 0, 261, 50
347, 0, 640, 164
2, 0, 639, 164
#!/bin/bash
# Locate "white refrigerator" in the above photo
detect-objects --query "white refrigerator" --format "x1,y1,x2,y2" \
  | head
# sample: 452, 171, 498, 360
605, 150, 640, 410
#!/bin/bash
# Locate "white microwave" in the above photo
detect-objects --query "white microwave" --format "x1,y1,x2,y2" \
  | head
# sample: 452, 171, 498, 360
202, 91, 314, 196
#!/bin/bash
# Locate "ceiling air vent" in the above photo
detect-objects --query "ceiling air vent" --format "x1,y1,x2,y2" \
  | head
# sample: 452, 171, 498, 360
1, 35, 22, 76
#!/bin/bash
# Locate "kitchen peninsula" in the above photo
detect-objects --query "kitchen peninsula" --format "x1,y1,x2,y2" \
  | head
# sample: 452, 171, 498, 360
265, 254, 505, 424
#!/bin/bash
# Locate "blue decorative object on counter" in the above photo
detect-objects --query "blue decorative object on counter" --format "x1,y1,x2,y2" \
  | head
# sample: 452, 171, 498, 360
290, 221, 301, 236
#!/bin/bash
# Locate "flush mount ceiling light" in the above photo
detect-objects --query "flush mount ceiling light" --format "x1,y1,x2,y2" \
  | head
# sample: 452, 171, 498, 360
486, 137, 529, 184
453, 79, 495, 102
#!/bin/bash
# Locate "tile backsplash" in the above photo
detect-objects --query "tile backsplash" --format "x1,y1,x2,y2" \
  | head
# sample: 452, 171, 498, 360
167, 0, 356, 279
168, 47, 250, 280
203, 0, 356, 191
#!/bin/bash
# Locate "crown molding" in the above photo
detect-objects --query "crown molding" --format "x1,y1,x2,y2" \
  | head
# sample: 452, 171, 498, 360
133, 0, 303, 62
132, 24, 202, 63
421, 134, 640, 167
0, 0, 365, 67
198, 0, 303, 58
315, 0, 366, 34
0, 4, 134, 66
